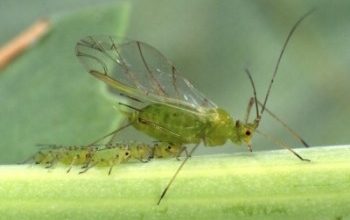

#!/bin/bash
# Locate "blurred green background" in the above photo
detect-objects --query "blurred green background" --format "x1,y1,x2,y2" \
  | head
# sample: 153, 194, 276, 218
0, 0, 349, 164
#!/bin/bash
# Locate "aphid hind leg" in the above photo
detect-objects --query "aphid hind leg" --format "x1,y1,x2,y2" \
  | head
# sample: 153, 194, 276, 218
175, 145, 189, 161
88, 122, 132, 146
157, 143, 200, 205
256, 100, 310, 148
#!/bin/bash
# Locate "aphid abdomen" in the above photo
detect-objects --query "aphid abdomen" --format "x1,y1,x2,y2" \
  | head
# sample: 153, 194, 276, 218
130, 104, 206, 144
129, 143, 152, 162
153, 143, 186, 158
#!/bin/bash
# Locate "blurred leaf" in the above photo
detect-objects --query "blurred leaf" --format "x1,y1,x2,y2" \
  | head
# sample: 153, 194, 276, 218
0, 3, 130, 163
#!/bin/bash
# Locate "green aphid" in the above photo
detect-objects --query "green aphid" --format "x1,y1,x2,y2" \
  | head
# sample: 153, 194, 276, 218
75, 10, 314, 204
27, 145, 97, 171
27, 142, 187, 174
82, 145, 131, 175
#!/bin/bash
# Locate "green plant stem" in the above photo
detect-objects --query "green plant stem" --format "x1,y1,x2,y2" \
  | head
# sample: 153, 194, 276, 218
1, 145, 350, 220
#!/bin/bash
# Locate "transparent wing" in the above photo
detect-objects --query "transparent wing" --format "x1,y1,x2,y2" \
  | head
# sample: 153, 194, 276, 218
75, 36, 217, 114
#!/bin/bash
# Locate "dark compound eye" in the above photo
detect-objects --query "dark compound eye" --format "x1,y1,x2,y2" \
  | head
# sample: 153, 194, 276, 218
167, 145, 172, 150
245, 130, 251, 136
125, 152, 130, 156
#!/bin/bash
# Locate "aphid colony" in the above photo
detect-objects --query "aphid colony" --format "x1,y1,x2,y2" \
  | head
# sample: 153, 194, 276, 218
26, 9, 314, 204
29, 142, 187, 174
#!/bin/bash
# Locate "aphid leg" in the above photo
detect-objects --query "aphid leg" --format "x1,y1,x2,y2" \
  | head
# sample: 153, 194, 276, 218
108, 158, 122, 175
44, 160, 56, 169
157, 143, 200, 205
88, 122, 132, 146
108, 153, 124, 175
256, 100, 310, 147
79, 146, 96, 169
256, 129, 310, 162
66, 154, 80, 173
175, 146, 188, 161
245, 65, 310, 148
79, 162, 97, 174
108, 161, 115, 175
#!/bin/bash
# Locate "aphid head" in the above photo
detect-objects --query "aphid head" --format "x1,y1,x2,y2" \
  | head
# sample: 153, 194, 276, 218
233, 120, 258, 152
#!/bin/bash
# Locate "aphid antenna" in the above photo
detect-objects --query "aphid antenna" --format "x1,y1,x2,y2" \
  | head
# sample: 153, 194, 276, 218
255, 129, 310, 161
259, 9, 315, 121
244, 68, 260, 125
245, 68, 310, 148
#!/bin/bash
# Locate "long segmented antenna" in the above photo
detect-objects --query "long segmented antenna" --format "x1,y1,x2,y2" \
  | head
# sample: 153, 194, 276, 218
260, 9, 315, 117
245, 68, 260, 122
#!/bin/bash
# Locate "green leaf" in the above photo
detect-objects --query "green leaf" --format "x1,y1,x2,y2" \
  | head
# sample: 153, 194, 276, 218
0, 3, 130, 163
1, 146, 349, 219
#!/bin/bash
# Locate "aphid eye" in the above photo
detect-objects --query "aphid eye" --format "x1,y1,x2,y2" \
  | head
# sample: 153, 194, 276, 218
125, 152, 130, 156
167, 145, 172, 150
245, 130, 251, 136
